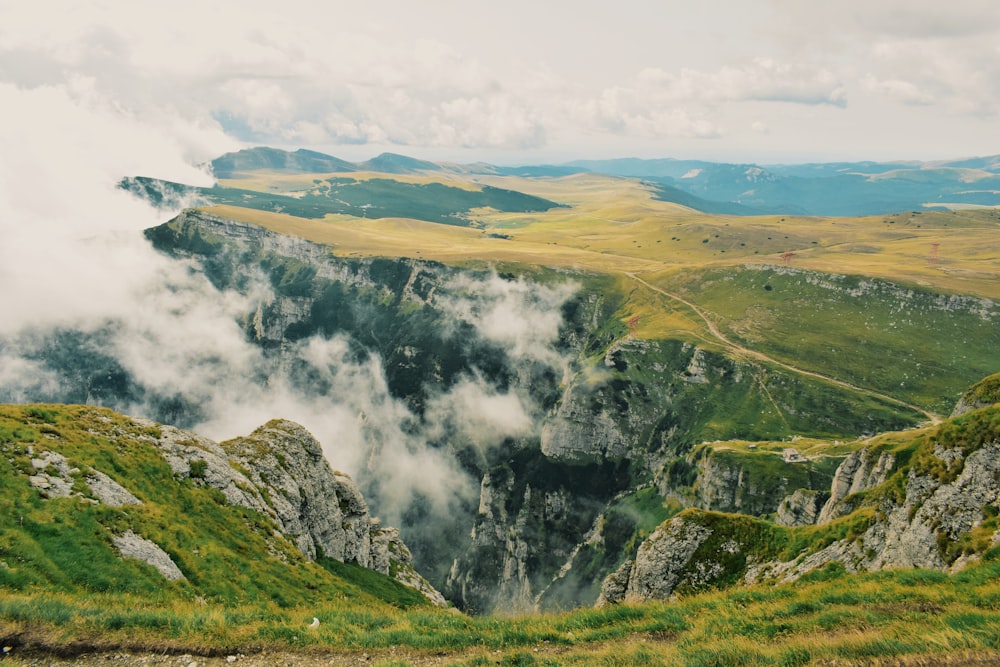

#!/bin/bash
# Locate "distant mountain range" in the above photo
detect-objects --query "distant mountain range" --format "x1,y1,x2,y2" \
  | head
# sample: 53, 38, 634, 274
568, 156, 1000, 216
207, 147, 1000, 217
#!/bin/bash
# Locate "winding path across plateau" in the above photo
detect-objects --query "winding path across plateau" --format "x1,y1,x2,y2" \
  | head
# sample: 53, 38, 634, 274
626, 272, 942, 425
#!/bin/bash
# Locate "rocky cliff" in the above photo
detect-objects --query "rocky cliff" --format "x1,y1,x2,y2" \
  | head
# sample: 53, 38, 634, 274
10, 207, 969, 612
151, 417, 445, 605
136, 209, 939, 612
598, 403, 1000, 605
16, 405, 443, 605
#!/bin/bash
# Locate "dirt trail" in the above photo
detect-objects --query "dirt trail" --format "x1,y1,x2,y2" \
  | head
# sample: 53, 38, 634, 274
625, 272, 942, 425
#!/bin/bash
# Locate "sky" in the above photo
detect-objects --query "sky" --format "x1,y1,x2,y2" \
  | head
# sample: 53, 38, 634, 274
2, 0, 999, 170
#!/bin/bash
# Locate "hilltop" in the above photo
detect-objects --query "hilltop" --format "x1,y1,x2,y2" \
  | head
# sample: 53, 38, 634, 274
202, 146, 1000, 216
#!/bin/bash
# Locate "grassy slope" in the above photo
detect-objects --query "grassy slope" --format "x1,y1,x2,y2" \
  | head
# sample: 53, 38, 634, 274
3, 406, 1000, 664
198, 170, 1000, 419
0, 405, 429, 621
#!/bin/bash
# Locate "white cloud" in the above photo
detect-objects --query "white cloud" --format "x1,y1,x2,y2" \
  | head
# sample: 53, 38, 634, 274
861, 74, 935, 106
436, 273, 576, 367
2, 1, 999, 170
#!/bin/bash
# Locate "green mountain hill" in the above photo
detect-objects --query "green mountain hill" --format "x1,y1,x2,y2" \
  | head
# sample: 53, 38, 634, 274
210, 147, 357, 178
121, 174, 562, 226
0, 404, 438, 609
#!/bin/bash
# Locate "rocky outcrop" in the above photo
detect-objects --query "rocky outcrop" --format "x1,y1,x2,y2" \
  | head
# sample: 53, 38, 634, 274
951, 372, 1000, 417
540, 395, 628, 463
775, 488, 823, 527
221, 420, 376, 565
598, 412, 1000, 605
446, 473, 537, 614
817, 447, 895, 524
87, 470, 142, 507
596, 516, 713, 606
143, 417, 444, 605
113, 530, 185, 581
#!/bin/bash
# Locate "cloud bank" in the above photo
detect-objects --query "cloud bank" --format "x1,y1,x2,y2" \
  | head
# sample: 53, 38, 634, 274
3, 0, 997, 162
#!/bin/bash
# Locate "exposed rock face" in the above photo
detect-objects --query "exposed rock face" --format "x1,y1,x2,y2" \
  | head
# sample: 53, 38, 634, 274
143, 417, 444, 605
693, 455, 792, 516
87, 470, 142, 507
28, 450, 76, 499
446, 473, 536, 614
775, 488, 823, 527
113, 530, 185, 580
596, 516, 712, 606
540, 393, 628, 463
598, 420, 1000, 606
221, 420, 375, 565
817, 448, 895, 525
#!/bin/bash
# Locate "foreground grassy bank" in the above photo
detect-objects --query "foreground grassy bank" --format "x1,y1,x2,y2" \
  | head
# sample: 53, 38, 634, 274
4, 557, 1000, 666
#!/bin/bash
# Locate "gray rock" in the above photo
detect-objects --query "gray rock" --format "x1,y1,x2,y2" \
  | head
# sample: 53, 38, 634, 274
113, 530, 185, 580
598, 516, 713, 605
28, 450, 76, 499
86, 470, 141, 507
596, 559, 633, 607
775, 488, 822, 527
144, 417, 444, 606
817, 448, 894, 524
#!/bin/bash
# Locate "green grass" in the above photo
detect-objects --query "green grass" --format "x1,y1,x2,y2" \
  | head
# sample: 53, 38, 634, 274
127, 175, 561, 226
6, 561, 1000, 663
0, 404, 425, 613
662, 265, 999, 414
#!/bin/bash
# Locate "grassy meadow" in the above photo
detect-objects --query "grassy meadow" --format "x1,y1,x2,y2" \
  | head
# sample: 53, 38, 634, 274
198, 169, 1000, 417
4, 558, 1000, 665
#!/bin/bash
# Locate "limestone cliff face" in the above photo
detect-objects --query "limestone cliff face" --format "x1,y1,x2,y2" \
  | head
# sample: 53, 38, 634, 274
693, 456, 788, 516
597, 412, 1000, 605
146, 417, 444, 605
540, 392, 628, 463
596, 516, 713, 606
775, 488, 823, 527
817, 447, 895, 524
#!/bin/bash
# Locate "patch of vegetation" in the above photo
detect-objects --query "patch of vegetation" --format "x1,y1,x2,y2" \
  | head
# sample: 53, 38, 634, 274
131, 175, 562, 226
5, 551, 1000, 664
667, 265, 999, 414
0, 404, 426, 613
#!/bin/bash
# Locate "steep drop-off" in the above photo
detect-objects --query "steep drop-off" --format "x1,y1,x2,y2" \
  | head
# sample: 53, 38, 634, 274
0, 404, 442, 606
130, 209, 946, 612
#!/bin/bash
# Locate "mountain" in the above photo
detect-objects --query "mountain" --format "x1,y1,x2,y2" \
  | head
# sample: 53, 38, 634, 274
129, 205, 997, 612
8, 149, 1000, 622
570, 155, 1000, 216
210, 147, 357, 177
0, 403, 442, 606
357, 152, 443, 173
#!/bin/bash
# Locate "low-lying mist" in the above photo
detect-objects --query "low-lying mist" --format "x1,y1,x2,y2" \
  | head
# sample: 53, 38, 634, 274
0, 79, 585, 594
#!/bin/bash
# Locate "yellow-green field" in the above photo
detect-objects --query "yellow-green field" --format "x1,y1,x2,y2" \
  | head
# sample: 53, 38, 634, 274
202, 171, 1000, 303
